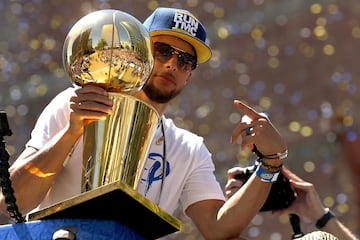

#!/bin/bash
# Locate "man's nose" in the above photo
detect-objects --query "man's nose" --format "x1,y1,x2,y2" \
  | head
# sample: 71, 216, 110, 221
165, 53, 179, 70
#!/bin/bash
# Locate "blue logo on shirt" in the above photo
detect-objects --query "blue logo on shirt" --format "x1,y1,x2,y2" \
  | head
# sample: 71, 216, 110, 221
141, 152, 170, 195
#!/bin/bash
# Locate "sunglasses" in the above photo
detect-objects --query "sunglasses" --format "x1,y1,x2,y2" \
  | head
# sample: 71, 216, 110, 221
153, 42, 197, 72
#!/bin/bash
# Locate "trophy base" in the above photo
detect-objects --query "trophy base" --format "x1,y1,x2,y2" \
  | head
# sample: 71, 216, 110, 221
28, 181, 181, 239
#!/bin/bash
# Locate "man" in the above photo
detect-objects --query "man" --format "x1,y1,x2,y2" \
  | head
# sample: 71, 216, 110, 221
225, 166, 359, 239
0, 7, 287, 239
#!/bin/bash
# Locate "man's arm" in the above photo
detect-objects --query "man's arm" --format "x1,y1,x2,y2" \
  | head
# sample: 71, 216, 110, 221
277, 167, 358, 240
186, 100, 287, 239
0, 127, 82, 215
320, 213, 358, 240
0, 85, 113, 215
187, 174, 272, 239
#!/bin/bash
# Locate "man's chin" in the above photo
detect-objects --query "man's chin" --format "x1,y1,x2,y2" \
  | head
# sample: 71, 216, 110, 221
143, 86, 176, 103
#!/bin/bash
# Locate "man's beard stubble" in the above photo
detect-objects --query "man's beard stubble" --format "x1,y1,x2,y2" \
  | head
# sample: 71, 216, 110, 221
142, 80, 182, 104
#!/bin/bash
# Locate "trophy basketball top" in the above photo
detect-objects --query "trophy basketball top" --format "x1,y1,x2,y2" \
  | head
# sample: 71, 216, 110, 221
62, 9, 154, 94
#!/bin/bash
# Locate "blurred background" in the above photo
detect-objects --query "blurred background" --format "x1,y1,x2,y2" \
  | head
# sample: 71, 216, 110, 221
0, 0, 359, 239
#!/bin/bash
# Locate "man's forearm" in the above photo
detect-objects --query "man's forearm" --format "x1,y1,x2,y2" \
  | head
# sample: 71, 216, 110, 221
218, 174, 272, 233
1, 126, 81, 215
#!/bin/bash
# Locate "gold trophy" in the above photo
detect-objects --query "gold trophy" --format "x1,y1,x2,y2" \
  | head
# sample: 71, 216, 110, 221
28, 9, 180, 238
62, 9, 157, 192
63, 10, 159, 192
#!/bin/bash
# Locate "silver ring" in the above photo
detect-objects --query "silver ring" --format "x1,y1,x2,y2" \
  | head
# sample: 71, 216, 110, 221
245, 127, 252, 136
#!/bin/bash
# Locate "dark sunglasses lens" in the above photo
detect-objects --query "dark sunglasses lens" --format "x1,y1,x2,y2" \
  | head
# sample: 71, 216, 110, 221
155, 43, 172, 56
178, 53, 196, 70
154, 42, 196, 71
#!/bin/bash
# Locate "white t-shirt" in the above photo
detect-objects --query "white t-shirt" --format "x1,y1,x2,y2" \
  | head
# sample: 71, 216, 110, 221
26, 87, 225, 215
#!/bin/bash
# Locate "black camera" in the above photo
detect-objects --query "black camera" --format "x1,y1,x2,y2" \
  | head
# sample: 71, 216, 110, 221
0, 111, 12, 137
235, 163, 296, 212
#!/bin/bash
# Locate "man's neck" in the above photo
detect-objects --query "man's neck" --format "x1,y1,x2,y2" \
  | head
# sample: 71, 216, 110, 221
134, 90, 167, 116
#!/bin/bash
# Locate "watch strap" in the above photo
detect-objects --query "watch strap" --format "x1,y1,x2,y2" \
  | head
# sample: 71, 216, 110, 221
315, 208, 335, 229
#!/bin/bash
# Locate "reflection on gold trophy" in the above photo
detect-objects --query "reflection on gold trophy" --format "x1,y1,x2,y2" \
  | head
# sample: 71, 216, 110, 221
28, 10, 181, 238
62, 9, 158, 191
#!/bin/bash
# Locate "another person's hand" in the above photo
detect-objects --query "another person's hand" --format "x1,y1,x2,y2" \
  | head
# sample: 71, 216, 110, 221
225, 162, 337, 224
273, 167, 326, 222
224, 167, 246, 200
276, 167, 359, 240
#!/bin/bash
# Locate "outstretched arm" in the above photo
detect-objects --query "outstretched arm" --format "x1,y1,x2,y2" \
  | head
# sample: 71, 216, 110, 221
186, 100, 287, 239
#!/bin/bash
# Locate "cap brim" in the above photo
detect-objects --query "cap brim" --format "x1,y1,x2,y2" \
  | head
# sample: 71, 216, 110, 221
149, 30, 212, 64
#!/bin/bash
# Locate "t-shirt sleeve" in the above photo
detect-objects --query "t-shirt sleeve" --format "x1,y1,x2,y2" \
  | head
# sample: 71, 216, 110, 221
25, 87, 75, 150
180, 142, 226, 212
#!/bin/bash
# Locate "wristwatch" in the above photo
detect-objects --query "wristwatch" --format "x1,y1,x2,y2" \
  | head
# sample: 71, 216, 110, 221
315, 208, 335, 229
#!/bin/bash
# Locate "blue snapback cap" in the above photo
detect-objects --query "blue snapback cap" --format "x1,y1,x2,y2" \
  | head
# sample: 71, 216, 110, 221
143, 7, 212, 64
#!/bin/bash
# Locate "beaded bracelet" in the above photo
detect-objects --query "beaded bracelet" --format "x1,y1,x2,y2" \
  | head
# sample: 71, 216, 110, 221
262, 149, 288, 160
253, 146, 288, 160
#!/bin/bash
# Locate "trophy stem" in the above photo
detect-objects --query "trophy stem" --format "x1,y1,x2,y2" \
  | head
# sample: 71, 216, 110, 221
82, 93, 159, 192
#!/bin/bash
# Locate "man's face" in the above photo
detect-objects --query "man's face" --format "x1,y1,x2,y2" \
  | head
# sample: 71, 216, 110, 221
142, 35, 196, 103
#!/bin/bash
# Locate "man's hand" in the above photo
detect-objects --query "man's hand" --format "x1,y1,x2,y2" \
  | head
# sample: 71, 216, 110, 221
230, 100, 286, 157
68, 85, 113, 135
